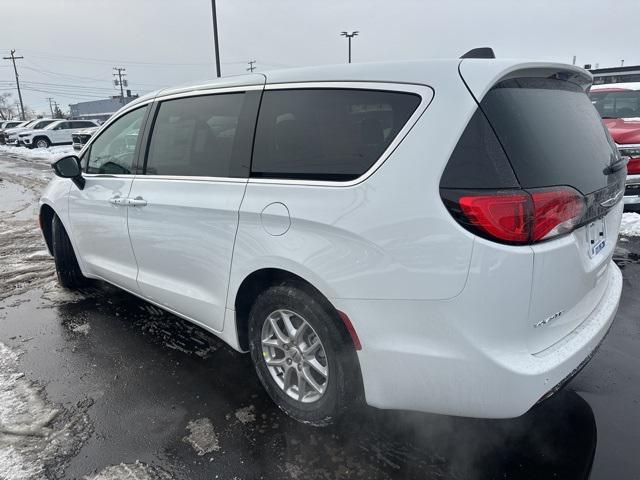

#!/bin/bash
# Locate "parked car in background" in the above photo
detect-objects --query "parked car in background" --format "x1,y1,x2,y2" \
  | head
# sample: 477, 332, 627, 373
19, 119, 99, 149
6, 118, 57, 146
41, 58, 624, 426
0, 120, 29, 144
72, 126, 99, 151
590, 82, 640, 211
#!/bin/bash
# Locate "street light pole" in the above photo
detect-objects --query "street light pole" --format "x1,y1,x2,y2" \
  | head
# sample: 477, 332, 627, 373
211, 0, 221, 77
340, 31, 359, 64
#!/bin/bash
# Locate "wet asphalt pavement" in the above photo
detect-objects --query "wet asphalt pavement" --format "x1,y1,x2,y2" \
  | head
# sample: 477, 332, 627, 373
1, 151, 639, 479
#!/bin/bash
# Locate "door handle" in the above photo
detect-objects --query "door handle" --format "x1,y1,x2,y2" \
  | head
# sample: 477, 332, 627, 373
108, 195, 124, 205
127, 196, 147, 207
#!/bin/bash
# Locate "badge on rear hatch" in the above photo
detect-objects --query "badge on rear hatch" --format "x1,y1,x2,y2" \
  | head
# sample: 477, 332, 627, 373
586, 219, 607, 258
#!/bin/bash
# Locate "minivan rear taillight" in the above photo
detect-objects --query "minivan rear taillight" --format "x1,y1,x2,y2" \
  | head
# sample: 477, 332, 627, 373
441, 187, 585, 245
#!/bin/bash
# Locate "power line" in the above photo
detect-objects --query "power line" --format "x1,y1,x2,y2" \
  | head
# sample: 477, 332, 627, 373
2, 49, 26, 120
247, 60, 256, 73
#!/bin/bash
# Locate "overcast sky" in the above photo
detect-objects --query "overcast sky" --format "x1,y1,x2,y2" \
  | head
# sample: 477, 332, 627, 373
1, 0, 639, 116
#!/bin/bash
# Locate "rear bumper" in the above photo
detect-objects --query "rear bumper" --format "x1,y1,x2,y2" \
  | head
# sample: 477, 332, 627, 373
334, 261, 622, 418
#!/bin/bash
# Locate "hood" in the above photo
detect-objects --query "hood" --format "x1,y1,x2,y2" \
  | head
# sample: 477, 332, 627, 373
18, 129, 46, 136
603, 118, 640, 145
4, 127, 30, 135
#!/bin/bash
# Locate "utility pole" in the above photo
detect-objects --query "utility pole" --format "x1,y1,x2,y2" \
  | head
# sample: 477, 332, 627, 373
211, 0, 221, 77
247, 60, 256, 73
621, 59, 625, 67
572, 55, 576, 65
46, 97, 55, 117
3, 50, 26, 120
340, 31, 359, 64
113, 67, 127, 104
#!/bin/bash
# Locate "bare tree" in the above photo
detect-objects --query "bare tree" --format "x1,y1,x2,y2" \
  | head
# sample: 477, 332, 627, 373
0, 92, 17, 120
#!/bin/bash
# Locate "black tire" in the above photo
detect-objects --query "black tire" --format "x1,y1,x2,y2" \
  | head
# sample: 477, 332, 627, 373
248, 283, 360, 426
33, 136, 50, 149
51, 214, 89, 289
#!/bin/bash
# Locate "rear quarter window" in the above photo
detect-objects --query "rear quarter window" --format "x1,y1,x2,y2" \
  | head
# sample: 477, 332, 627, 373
251, 88, 421, 181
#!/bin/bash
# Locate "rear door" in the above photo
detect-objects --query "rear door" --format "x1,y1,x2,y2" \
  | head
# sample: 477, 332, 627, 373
68, 104, 150, 292
460, 63, 624, 353
126, 87, 262, 332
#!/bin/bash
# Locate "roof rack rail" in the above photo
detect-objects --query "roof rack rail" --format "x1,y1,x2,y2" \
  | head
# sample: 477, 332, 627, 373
460, 47, 495, 59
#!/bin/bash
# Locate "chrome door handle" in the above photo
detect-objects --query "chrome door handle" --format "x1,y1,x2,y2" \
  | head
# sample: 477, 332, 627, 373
108, 196, 124, 205
127, 196, 147, 207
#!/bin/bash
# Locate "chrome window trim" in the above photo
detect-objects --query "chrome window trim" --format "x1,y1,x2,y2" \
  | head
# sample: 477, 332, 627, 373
154, 84, 263, 102
81, 82, 434, 185
131, 174, 247, 184
251, 81, 434, 187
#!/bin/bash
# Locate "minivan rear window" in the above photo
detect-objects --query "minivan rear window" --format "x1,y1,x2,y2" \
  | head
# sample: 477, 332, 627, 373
479, 77, 619, 195
251, 89, 421, 181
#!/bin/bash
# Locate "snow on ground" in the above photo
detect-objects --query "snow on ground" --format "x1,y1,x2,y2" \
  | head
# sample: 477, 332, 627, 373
620, 212, 640, 236
85, 461, 172, 480
0, 152, 85, 304
0, 145, 74, 166
0, 342, 92, 480
182, 418, 220, 455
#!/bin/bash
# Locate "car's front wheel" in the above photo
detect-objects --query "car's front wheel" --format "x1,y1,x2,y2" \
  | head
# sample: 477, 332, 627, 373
248, 284, 360, 426
33, 137, 50, 149
51, 214, 89, 289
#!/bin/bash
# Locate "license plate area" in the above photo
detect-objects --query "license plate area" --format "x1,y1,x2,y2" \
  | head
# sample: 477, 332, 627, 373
586, 218, 607, 258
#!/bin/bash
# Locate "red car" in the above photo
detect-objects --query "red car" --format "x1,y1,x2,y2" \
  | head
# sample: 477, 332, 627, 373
590, 82, 640, 210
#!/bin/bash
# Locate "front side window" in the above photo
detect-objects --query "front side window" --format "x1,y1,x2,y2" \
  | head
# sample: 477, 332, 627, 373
251, 88, 421, 181
84, 106, 148, 174
145, 93, 246, 177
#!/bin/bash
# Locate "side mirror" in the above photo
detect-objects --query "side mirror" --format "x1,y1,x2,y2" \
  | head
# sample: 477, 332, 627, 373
52, 155, 85, 190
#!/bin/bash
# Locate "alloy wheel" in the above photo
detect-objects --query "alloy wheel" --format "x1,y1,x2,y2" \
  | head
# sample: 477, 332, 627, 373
261, 309, 329, 403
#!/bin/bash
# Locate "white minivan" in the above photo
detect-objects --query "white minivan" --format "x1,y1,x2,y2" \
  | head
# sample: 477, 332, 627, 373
40, 57, 625, 425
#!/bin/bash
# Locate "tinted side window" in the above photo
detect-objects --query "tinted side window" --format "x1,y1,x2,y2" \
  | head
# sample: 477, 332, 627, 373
145, 93, 246, 177
439, 108, 518, 189
85, 106, 148, 174
480, 78, 618, 195
251, 89, 421, 181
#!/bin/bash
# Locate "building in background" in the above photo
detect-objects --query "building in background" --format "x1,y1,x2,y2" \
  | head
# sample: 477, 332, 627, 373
69, 90, 139, 123
590, 65, 640, 85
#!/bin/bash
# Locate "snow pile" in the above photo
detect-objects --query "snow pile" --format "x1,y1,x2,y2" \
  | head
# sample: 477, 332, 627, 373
620, 212, 640, 237
85, 461, 172, 480
0, 145, 74, 165
182, 418, 220, 455
0, 342, 92, 479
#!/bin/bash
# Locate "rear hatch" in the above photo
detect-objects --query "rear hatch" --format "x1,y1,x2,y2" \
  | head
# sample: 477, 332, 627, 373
452, 63, 625, 353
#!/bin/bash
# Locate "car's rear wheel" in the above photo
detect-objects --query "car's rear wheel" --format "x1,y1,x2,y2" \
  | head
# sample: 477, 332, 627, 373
51, 214, 89, 288
34, 137, 50, 149
248, 284, 360, 426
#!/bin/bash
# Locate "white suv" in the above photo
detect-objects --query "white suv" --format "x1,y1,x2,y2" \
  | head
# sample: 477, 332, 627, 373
20, 119, 98, 149
40, 57, 624, 425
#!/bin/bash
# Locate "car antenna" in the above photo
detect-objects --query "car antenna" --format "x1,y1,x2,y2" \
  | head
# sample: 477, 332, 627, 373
460, 47, 496, 59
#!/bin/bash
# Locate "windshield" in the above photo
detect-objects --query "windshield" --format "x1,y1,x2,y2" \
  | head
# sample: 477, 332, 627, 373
589, 89, 640, 119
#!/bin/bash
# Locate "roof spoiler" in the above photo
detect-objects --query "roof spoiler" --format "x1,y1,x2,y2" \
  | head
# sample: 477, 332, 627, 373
460, 47, 495, 59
